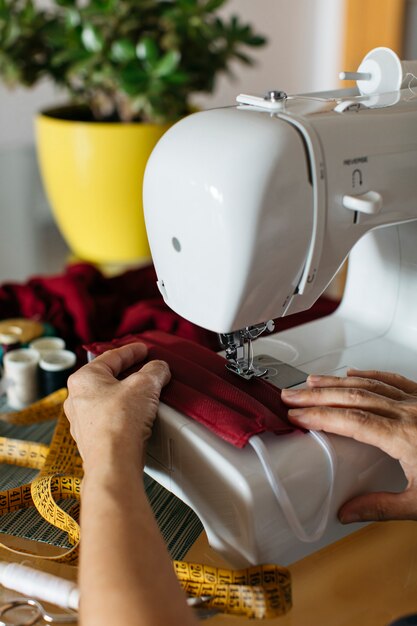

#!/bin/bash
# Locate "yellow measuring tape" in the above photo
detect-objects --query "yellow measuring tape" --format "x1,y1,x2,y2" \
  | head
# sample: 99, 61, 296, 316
0, 392, 292, 618
175, 561, 291, 619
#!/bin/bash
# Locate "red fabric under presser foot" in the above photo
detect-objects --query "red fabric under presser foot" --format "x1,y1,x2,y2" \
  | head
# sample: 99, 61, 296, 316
85, 331, 297, 448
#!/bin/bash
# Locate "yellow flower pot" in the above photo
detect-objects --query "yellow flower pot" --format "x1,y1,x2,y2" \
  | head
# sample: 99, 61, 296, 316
36, 106, 172, 266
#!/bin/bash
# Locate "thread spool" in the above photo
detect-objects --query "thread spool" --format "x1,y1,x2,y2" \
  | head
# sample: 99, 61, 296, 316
0, 561, 79, 611
39, 349, 76, 395
340, 47, 417, 96
0, 332, 21, 364
29, 336, 66, 358
3, 349, 39, 409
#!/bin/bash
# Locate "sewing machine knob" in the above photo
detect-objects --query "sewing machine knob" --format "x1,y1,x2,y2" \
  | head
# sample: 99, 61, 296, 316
342, 191, 383, 215
264, 90, 287, 102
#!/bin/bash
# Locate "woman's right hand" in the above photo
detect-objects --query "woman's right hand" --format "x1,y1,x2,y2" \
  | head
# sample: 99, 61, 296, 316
282, 369, 417, 523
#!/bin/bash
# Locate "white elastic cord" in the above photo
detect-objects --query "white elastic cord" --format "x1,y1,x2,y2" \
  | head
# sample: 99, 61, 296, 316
249, 431, 337, 543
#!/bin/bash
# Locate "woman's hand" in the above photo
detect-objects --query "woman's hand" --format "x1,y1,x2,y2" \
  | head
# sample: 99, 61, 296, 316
63, 343, 170, 470
281, 369, 417, 523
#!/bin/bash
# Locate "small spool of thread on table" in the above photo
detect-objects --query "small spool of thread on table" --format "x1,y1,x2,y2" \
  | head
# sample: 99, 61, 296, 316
39, 349, 77, 395
3, 349, 40, 409
29, 336, 66, 358
0, 332, 21, 354
0, 561, 79, 611
0, 331, 22, 368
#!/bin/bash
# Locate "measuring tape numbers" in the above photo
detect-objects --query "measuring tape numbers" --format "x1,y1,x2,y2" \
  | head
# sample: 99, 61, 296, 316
175, 561, 291, 618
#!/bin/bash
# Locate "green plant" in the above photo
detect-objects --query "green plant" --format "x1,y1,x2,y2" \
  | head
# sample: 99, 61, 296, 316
0, 0, 266, 122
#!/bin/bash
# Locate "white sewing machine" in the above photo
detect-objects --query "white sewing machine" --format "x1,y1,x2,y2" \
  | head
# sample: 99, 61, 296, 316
143, 48, 417, 567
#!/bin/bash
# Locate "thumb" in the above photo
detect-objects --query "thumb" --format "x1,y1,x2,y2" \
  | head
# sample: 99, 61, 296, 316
339, 490, 417, 523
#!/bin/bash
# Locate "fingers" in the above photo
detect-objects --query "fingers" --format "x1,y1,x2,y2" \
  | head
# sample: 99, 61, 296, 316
347, 369, 417, 395
339, 489, 417, 523
287, 406, 400, 460
305, 373, 406, 401
281, 386, 401, 419
303, 369, 417, 400
126, 359, 171, 391
90, 343, 148, 377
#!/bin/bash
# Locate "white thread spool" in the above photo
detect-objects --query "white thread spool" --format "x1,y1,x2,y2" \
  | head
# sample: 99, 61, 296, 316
29, 336, 66, 358
3, 349, 39, 409
340, 47, 417, 95
0, 561, 79, 610
0, 331, 21, 353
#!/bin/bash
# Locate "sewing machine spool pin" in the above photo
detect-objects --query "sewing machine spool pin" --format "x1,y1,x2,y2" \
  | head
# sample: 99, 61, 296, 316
339, 71, 372, 82
220, 320, 275, 380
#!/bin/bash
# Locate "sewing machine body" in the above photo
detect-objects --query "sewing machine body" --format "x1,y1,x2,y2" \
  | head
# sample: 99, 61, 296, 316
144, 87, 417, 566
144, 91, 417, 333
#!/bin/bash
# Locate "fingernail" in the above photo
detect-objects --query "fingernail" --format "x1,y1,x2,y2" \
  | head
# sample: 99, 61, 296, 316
307, 375, 322, 383
287, 409, 310, 424
281, 389, 300, 397
339, 511, 361, 524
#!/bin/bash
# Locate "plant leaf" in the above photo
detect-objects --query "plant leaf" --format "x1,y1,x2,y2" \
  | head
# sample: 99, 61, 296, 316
136, 37, 159, 63
153, 49, 180, 77
204, 0, 227, 11
118, 64, 149, 95
111, 38, 136, 62
81, 24, 104, 53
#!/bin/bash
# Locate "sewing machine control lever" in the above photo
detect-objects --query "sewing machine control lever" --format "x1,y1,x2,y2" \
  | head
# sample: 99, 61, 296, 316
220, 320, 275, 380
343, 191, 383, 215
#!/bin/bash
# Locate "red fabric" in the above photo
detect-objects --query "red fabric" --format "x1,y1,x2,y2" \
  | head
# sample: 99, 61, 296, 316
86, 330, 294, 448
0, 264, 220, 357
0, 262, 339, 363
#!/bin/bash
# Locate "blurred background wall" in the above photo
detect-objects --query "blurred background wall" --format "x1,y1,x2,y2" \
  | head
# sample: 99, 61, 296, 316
0, 0, 415, 284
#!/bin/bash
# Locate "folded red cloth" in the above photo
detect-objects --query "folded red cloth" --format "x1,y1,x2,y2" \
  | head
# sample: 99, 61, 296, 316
0, 263, 339, 361
0, 264, 219, 356
85, 330, 296, 448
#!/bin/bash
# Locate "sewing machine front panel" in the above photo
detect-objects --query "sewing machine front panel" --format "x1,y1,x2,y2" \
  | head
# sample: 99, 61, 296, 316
144, 107, 315, 333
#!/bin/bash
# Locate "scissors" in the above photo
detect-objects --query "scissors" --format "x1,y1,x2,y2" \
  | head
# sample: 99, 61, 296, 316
0, 598, 77, 625
0, 595, 212, 624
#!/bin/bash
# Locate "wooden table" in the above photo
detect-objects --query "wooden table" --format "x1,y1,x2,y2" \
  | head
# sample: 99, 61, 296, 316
186, 521, 417, 625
